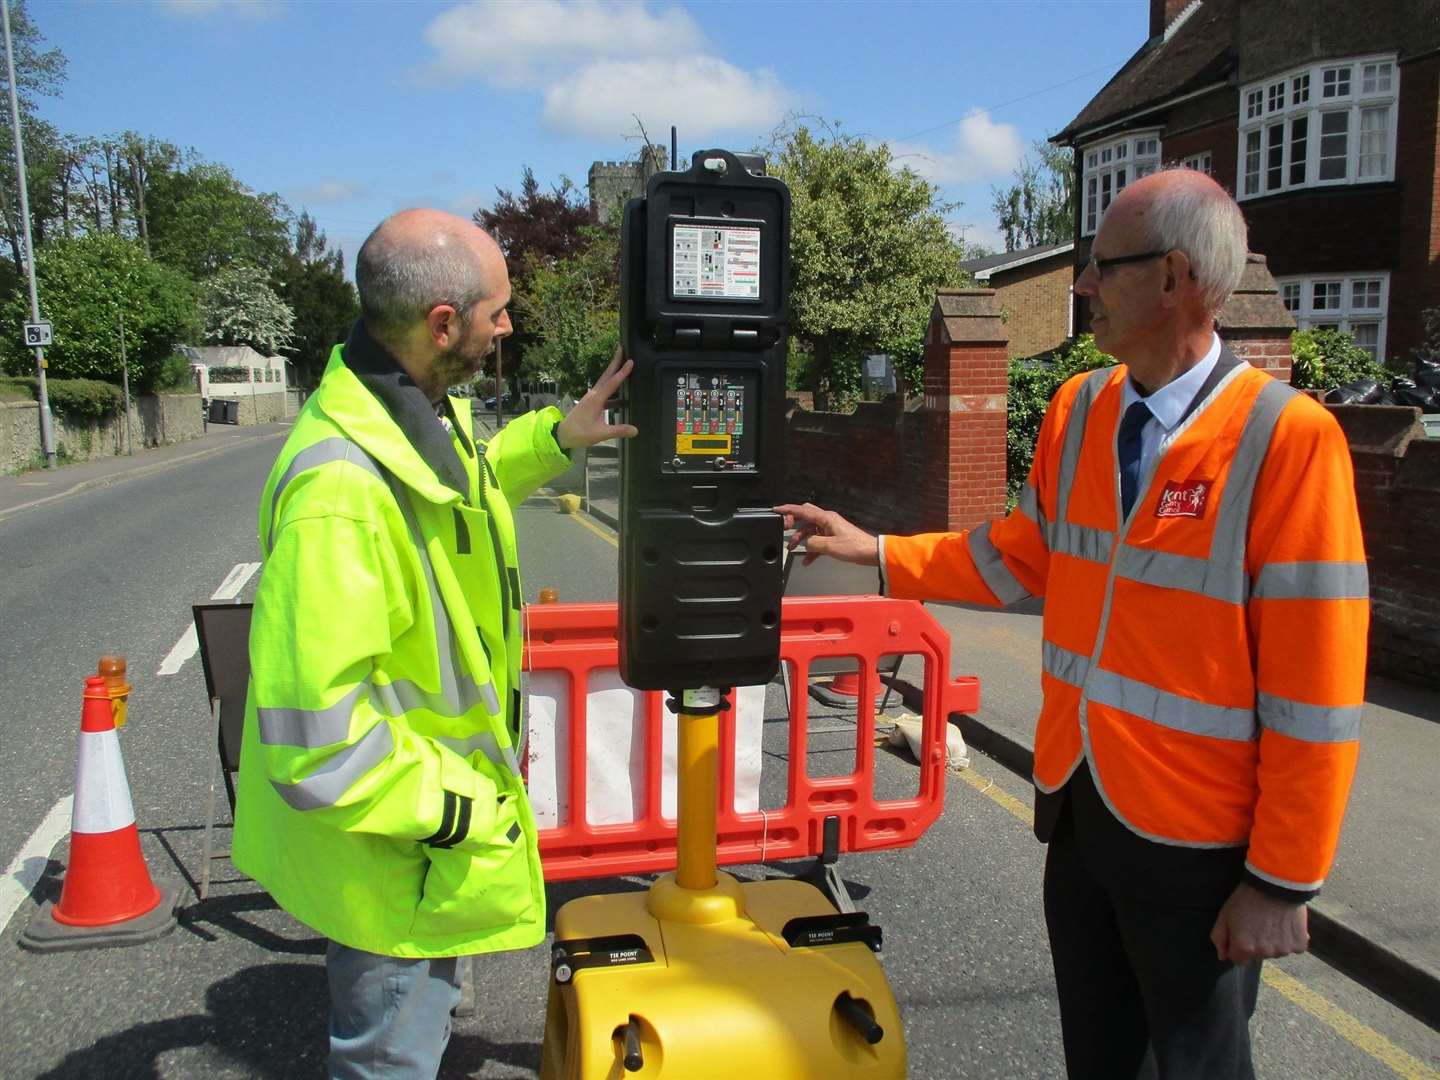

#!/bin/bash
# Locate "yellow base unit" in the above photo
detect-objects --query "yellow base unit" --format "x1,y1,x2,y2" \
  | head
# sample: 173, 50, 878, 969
539, 872, 905, 1079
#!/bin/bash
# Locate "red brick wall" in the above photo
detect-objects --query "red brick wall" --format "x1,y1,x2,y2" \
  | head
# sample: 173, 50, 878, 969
991, 258, 1072, 358
1329, 405, 1440, 688
784, 291, 1009, 536
1224, 329, 1294, 381
1161, 116, 1240, 196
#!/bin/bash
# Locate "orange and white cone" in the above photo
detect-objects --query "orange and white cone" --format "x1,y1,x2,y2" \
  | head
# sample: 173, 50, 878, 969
21, 676, 178, 952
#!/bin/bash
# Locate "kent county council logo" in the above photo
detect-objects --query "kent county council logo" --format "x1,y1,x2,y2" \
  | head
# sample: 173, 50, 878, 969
1156, 479, 1211, 519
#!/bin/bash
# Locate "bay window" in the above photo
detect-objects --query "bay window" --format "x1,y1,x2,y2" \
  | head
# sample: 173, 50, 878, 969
1238, 55, 1397, 199
1081, 130, 1161, 235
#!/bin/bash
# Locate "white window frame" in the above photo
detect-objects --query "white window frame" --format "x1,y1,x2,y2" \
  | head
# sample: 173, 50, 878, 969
1275, 271, 1390, 361
1238, 54, 1398, 200
1182, 152, 1213, 176
1080, 129, 1162, 236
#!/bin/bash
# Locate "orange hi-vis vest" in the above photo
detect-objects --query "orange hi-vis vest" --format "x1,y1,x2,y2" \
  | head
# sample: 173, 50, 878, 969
884, 357, 1368, 894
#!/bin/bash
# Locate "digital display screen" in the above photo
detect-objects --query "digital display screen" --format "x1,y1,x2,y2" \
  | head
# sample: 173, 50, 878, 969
671, 224, 761, 300
672, 372, 754, 470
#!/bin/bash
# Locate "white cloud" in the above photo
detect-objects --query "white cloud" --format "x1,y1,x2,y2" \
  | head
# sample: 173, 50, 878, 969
887, 108, 1024, 185
159, 0, 280, 19
543, 56, 791, 139
422, 0, 705, 87
289, 181, 363, 205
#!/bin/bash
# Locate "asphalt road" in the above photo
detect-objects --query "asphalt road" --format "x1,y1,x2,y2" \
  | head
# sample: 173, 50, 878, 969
0, 438, 1436, 1078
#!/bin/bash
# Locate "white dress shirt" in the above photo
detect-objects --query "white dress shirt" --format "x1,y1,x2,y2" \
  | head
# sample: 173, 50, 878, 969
1120, 332, 1222, 481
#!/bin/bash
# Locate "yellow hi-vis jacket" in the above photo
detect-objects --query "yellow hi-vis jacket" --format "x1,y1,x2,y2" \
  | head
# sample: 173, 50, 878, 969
232, 346, 571, 957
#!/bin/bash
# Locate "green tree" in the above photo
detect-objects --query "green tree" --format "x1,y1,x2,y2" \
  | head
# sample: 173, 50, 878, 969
0, 233, 197, 388
991, 140, 1075, 252
1289, 328, 1392, 392
0, 0, 66, 272
511, 223, 619, 394
1005, 334, 1115, 506
146, 162, 290, 279
769, 122, 964, 407
200, 263, 295, 354
272, 211, 357, 386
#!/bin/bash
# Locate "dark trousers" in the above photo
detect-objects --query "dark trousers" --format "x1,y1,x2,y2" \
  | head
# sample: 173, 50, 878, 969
1041, 770, 1261, 1080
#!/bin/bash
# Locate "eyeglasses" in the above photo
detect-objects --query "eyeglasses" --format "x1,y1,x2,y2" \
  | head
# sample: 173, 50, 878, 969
1084, 249, 1171, 280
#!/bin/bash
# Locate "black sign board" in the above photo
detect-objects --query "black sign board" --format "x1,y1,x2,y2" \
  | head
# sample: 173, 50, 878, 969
617, 149, 791, 691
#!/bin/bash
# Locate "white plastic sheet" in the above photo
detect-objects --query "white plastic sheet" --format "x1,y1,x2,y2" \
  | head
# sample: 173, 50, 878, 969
526, 673, 765, 828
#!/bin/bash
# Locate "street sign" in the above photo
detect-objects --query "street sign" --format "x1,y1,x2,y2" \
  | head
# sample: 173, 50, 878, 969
23, 321, 52, 347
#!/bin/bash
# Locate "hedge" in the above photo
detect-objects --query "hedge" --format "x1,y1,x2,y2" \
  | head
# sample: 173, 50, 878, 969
0, 375, 124, 421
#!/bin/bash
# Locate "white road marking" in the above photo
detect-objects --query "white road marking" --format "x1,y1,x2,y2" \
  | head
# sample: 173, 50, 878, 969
156, 625, 199, 676
212, 561, 261, 601
156, 562, 260, 675
0, 796, 72, 933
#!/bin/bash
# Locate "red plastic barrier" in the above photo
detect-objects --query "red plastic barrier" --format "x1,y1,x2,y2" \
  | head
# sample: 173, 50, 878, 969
525, 595, 980, 881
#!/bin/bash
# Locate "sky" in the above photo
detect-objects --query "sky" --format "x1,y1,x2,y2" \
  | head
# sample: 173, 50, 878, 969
29, 0, 1147, 266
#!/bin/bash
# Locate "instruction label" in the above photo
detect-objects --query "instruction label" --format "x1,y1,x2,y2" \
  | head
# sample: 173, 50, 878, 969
672, 224, 761, 300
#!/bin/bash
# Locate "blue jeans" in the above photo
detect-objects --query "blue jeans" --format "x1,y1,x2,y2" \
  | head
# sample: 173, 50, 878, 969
326, 941, 463, 1079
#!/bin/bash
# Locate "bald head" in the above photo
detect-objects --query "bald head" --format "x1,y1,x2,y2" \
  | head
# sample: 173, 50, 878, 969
1105, 166, 1248, 313
356, 209, 507, 345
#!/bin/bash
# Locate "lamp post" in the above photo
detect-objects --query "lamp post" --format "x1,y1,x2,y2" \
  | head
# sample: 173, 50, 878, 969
3, 0, 54, 467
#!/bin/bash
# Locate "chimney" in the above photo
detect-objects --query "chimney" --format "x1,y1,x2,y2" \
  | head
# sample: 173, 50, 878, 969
1150, 0, 1192, 37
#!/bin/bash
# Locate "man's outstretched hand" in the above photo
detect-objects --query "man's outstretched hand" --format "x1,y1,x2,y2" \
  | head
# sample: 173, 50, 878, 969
555, 346, 640, 450
774, 503, 880, 567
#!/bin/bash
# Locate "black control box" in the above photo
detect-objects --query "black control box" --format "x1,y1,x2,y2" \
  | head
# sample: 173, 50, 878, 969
618, 149, 791, 690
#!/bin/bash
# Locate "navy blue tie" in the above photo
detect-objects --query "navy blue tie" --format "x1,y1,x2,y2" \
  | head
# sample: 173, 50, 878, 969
1118, 400, 1153, 520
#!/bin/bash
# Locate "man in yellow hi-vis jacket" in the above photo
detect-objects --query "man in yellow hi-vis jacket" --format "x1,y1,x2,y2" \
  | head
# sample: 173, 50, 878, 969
233, 209, 636, 1078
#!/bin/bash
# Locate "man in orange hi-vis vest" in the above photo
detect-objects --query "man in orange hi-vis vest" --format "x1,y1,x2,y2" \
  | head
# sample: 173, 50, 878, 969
779, 168, 1366, 1080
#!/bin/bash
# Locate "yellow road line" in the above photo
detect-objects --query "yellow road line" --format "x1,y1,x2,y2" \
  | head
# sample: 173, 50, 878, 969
561, 500, 618, 547
1261, 968, 1438, 1080
957, 764, 1034, 825
954, 760, 1435, 1079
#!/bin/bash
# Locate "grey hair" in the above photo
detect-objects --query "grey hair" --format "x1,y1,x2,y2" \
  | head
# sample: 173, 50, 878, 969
1140, 167, 1248, 313
355, 219, 489, 341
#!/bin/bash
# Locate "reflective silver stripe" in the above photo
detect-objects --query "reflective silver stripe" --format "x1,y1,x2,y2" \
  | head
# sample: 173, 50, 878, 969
1050, 520, 1114, 564
1088, 668, 1257, 741
257, 683, 367, 748
1258, 692, 1362, 742
268, 438, 385, 553
967, 523, 1030, 604
1245, 860, 1324, 893
373, 677, 500, 723
1042, 640, 1090, 688
1016, 482, 1041, 527
1254, 561, 1369, 600
381, 474, 511, 773
1114, 545, 1244, 604
1054, 368, 1112, 528
1204, 378, 1296, 595
270, 720, 395, 810
436, 732, 507, 770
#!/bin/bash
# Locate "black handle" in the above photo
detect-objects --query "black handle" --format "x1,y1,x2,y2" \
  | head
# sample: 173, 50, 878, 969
622, 1018, 644, 1072
835, 992, 883, 1045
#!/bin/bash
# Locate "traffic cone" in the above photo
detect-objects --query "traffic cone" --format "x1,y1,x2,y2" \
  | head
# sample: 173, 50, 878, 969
21, 676, 178, 952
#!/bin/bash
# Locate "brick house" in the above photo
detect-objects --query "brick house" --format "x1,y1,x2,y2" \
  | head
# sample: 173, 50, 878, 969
958, 242, 1075, 357
1051, 0, 1440, 365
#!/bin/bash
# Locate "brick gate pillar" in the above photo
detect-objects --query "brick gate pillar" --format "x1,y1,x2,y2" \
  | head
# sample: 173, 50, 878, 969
918, 289, 1010, 533
1218, 253, 1296, 382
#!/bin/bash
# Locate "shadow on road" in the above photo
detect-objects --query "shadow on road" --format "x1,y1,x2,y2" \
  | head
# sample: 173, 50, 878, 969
36, 962, 328, 1078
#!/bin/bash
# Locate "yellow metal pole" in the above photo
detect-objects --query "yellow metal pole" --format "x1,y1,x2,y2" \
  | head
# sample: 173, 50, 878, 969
675, 702, 720, 891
